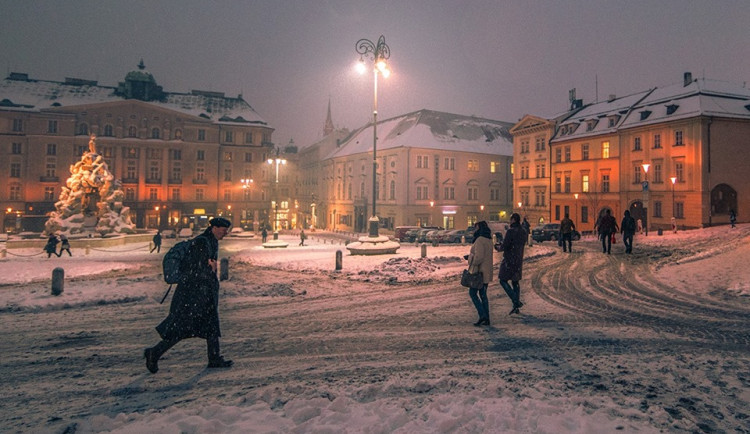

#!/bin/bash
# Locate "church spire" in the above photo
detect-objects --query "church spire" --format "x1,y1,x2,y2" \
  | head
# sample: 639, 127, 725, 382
323, 98, 334, 137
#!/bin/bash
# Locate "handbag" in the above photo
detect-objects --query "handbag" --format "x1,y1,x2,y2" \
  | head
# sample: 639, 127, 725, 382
461, 269, 483, 288
611, 233, 617, 243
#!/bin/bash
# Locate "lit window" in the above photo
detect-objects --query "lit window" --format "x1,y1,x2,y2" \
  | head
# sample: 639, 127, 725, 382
602, 141, 610, 159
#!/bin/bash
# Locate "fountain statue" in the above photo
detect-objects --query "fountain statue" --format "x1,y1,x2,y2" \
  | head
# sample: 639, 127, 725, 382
44, 135, 135, 236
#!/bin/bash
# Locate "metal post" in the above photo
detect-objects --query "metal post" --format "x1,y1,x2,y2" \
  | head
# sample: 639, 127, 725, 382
335, 250, 342, 270
220, 257, 229, 281
51, 267, 64, 296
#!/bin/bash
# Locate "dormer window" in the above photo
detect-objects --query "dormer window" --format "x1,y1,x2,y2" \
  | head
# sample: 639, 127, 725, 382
586, 120, 598, 131
607, 116, 620, 128
639, 110, 652, 120
666, 104, 679, 115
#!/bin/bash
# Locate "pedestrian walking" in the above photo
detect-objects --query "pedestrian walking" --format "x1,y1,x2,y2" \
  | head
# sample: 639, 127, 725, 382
150, 230, 162, 253
261, 227, 268, 243
497, 213, 526, 315
597, 209, 619, 254
466, 221, 493, 326
144, 217, 233, 374
559, 213, 575, 253
58, 234, 72, 257
522, 217, 531, 246
730, 209, 737, 228
299, 229, 307, 246
44, 233, 59, 258
620, 210, 637, 254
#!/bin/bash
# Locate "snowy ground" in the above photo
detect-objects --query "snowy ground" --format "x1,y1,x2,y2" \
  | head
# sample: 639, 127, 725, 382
0, 225, 748, 433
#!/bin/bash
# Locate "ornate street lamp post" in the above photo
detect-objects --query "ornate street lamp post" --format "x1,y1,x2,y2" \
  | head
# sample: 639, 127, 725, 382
574, 193, 579, 227
356, 35, 391, 237
642, 163, 650, 236
267, 151, 286, 240
670, 176, 677, 233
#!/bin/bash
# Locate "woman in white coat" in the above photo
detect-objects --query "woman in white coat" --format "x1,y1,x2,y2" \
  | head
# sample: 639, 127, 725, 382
467, 221, 494, 326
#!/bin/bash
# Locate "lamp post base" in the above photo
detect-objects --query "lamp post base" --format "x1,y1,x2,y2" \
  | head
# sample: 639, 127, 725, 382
368, 219, 379, 237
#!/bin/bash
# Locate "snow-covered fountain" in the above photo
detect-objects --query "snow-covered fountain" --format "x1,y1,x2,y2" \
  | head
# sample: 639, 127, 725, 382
43, 136, 135, 237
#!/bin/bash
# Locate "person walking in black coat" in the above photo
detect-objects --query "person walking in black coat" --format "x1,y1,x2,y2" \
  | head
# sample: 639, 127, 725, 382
150, 230, 162, 253
559, 213, 575, 253
497, 213, 526, 315
144, 217, 233, 373
44, 234, 59, 258
597, 209, 619, 255
730, 209, 737, 228
620, 210, 637, 254
261, 227, 268, 243
58, 234, 72, 257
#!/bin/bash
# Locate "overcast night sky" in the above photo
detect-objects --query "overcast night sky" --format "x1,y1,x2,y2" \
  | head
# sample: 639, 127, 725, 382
2, 0, 749, 148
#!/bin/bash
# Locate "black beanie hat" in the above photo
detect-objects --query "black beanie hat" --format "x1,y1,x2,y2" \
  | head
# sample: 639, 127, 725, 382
209, 217, 232, 228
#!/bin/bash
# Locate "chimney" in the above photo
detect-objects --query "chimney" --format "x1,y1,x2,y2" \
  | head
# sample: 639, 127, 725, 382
684, 72, 692, 87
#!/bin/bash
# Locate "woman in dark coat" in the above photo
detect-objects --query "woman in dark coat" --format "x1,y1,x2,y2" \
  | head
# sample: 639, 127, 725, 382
497, 213, 526, 315
44, 234, 59, 258
144, 217, 233, 373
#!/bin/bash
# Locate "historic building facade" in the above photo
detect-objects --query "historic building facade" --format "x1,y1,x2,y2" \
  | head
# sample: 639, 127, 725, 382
309, 109, 515, 232
0, 64, 283, 233
514, 73, 750, 233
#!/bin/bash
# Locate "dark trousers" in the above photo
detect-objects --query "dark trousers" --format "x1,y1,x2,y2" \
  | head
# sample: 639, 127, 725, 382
561, 233, 572, 252
150, 334, 221, 362
58, 248, 72, 257
622, 232, 634, 253
600, 232, 613, 254
469, 283, 489, 320
150, 244, 161, 253
500, 280, 521, 308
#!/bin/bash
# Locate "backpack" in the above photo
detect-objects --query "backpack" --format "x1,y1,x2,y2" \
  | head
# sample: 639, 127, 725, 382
162, 239, 192, 284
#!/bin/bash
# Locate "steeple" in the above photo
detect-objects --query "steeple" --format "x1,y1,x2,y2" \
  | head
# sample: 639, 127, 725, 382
323, 98, 334, 137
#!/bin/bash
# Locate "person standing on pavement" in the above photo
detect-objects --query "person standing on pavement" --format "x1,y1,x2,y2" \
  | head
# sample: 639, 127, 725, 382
58, 234, 72, 257
559, 213, 575, 253
150, 230, 162, 253
497, 213, 526, 315
620, 210, 637, 254
597, 209, 619, 254
261, 227, 268, 243
44, 233, 59, 258
522, 217, 531, 246
466, 221, 493, 326
730, 209, 737, 228
299, 229, 307, 246
144, 217, 233, 373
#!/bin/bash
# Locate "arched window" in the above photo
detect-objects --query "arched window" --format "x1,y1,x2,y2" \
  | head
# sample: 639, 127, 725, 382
103, 124, 114, 137
128, 126, 137, 138
78, 123, 89, 136
151, 128, 160, 139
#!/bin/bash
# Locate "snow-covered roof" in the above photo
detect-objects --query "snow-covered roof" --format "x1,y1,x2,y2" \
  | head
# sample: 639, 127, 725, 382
553, 91, 651, 142
326, 109, 513, 159
0, 72, 269, 127
619, 78, 750, 130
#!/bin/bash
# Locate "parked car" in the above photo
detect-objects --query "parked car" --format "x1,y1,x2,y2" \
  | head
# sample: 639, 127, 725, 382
229, 227, 255, 238
160, 229, 176, 238
416, 228, 438, 243
429, 229, 451, 243
440, 229, 468, 243
531, 223, 581, 242
403, 228, 421, 242
395, 226, 421, 242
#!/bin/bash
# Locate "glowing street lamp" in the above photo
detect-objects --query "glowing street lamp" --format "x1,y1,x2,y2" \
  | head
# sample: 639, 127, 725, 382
641, 163, 650, 236
574, 193, 579, 226
267, 152, 286, 239
356, 35, 391, 237
670, 176, 677, 220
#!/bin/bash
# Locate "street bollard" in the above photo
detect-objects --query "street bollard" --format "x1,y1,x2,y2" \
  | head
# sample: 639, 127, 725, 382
335, 250, 342, 270
220, 257, 229, 281
1, 249, 5, 258
85, 243, 90, 255
421, 244, 427, 258
461, 236, 465, 244
51, 267, 64, 296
